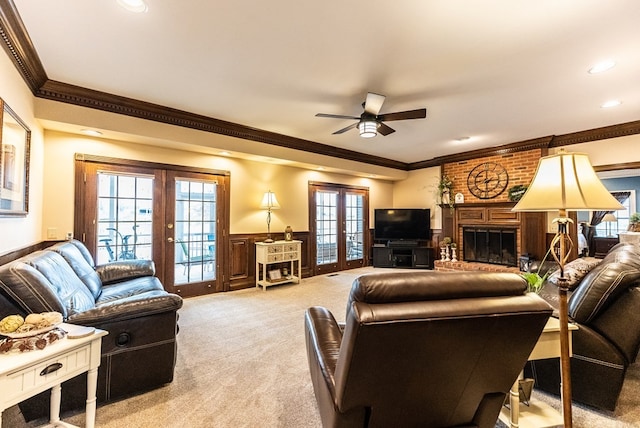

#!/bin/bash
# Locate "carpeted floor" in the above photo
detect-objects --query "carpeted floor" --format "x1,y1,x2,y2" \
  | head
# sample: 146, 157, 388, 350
3, 267, 640, 427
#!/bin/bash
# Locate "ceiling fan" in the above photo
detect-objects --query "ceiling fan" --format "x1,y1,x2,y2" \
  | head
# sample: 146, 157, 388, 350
315, 92, 427, 138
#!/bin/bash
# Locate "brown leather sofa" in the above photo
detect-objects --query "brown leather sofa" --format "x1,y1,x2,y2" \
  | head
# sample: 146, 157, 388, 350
0, 239, 183, 420
305, 271, 553, 428
526, 242, 640, 411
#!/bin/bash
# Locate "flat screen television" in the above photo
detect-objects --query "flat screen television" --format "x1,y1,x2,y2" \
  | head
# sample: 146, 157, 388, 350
374, 208, 431, 241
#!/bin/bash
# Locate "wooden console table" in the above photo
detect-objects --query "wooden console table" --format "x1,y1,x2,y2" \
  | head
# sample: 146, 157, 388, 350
255, 240, 302, 291
0, 324, 107, 428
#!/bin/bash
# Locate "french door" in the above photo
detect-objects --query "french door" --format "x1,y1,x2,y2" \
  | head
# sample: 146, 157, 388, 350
310, 183, 368, 275
76, 157, 229, 297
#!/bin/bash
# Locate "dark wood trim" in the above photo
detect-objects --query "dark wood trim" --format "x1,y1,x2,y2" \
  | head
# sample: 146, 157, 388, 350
75, 153, 231, 176
1, 0, 639, 172
39, 80, 406, 171
550, 120, 640, 148
0, 0, 47, 92
0, 240, 60, 266
408, 136, 554, 170
594, 161, 640, 173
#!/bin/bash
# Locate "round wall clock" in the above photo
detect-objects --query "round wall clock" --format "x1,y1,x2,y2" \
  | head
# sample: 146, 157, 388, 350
467, 162, 509, 199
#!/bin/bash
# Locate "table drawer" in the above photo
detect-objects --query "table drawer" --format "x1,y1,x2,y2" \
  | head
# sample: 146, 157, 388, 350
4, 345, 91, 404
267, 245, 283, 253
267, 254, 283, 262
284, 252, 299, 260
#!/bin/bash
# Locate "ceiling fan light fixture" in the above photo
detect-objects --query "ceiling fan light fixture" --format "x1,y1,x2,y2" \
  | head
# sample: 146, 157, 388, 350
359, 120, 377, 138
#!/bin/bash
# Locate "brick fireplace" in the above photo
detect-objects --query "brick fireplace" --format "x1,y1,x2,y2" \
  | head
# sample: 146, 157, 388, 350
437, 148, 549, 272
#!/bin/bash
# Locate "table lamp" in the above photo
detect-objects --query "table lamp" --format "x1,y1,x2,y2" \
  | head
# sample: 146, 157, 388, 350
602, 213, 618, 237
512, 149, 623, 428
260, 190, 280, 243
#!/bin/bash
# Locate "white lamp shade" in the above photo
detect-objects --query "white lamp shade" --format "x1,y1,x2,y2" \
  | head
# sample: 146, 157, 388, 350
513, 150, 624, 212
602, 213, 618, 222
260, 191, 280, 210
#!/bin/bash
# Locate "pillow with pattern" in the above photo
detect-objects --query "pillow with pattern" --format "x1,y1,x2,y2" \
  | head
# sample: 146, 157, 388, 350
548, 257, 601, 290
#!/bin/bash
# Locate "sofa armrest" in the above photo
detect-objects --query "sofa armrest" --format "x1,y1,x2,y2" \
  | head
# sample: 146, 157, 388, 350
96, 259, 156, 285
305, 307, 343, 394
67, 291, 182, 325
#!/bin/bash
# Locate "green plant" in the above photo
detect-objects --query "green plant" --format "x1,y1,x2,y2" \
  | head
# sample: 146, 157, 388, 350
441, 236, 452, 247
437, 175, 455, 210
520, 246, 553, 294
450, 242, 457, 249
629, 213, 640, 232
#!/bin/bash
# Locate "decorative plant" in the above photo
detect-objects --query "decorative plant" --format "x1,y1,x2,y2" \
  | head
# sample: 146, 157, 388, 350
437, 175, 455, 210
450, 242, 457, 249
629, 213, 640, 232
520, 247, 553, 294
441, 236, 452, 247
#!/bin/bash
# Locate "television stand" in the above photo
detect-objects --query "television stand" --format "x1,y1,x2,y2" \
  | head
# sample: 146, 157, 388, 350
387, 240, 419, 247
372, 244, 434, 269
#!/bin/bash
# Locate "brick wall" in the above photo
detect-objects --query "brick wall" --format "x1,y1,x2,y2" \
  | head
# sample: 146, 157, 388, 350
442, 148, 542, 203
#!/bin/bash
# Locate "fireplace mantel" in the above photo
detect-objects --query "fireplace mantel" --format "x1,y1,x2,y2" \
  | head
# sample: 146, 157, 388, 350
441, 202, 547, 264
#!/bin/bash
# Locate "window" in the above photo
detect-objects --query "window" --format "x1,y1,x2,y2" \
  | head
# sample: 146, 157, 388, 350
594, 190, 635, 236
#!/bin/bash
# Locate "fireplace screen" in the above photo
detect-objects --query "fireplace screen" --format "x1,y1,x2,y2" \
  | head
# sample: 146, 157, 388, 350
463, 227, 517, 267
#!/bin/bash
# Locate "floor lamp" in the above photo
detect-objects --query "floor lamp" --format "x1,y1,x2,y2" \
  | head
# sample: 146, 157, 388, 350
512, 149, 623, 428
260, 190, 280, 243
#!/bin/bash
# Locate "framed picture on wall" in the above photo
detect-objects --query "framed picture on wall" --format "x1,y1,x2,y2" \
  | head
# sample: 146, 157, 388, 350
0, 98, 31, 216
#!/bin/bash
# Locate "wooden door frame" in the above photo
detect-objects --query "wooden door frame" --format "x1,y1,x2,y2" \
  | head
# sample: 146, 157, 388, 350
308, 181, 369, 275
74, 154, 231, 293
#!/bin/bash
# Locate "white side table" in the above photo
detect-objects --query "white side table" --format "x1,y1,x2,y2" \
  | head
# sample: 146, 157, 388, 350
255, 240, 302, 291
499, 317, 578, 428
0, 323, 107, 428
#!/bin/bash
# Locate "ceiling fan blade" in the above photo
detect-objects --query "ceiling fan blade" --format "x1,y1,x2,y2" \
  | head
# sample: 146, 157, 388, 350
316, 113, 361, 120
377, 108, 427, 122
363, 93, 386, 115
378, 123, 396, 136
332, 122, 359, 135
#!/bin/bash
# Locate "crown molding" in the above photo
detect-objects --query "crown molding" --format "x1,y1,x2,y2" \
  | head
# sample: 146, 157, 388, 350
36, 80, 408, 170
1, 0, 639, 173
0, 0, 47, 92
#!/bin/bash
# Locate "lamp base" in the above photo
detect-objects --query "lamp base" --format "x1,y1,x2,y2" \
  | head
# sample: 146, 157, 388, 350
264, 238, 274, 243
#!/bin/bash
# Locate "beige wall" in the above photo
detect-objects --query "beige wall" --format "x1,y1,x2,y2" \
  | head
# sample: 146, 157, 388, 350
391, 167, 442, 229
0, 49, 45, 253
42, 131, 395, 238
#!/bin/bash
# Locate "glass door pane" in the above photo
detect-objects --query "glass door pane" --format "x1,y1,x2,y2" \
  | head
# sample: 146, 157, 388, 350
316, 190, 338, 265
345, 192, 364, 261
96, 172, 154, 265
174, 179, 217, 285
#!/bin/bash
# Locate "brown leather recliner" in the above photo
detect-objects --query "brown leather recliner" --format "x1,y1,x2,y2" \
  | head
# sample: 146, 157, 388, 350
305, 271, 553, 428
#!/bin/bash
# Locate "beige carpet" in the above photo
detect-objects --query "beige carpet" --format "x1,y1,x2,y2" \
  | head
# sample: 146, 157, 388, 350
3, 267, 640, 427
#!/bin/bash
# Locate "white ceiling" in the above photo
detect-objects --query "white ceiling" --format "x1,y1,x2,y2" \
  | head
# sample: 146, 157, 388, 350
11, 0, 640, 165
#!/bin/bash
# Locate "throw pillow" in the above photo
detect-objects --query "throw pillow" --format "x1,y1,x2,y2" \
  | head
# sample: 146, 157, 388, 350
547, 257, 601, 290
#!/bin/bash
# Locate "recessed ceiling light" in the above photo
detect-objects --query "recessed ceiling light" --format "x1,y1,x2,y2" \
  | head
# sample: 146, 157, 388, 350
601, 100, 621, 108
589, 60, 616, 74
81, 129, 103, 137
219, 151, 231, 156
117, 0, 148, 13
